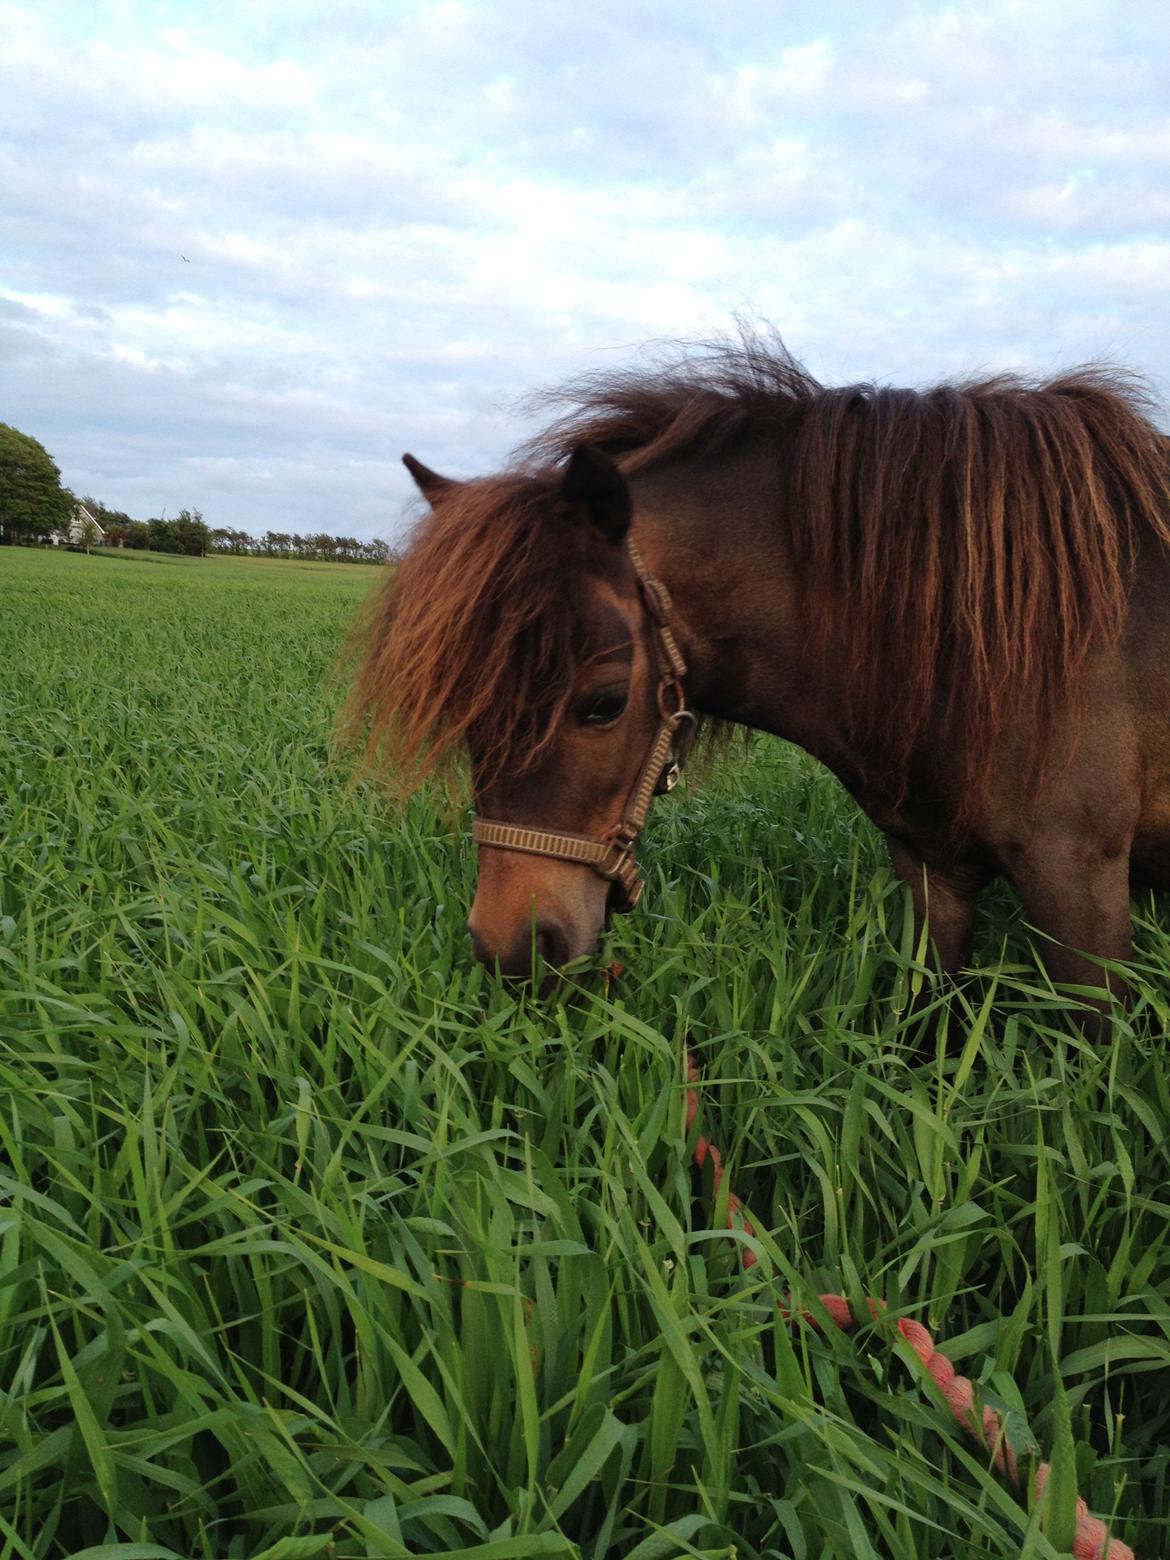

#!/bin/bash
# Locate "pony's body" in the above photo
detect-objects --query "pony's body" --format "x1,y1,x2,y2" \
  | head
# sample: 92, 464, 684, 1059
618, 431, 1170, 986
346, 344, 1170, 1004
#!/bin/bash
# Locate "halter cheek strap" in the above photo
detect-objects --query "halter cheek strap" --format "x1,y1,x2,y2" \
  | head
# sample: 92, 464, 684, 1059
471, 538, 692, 912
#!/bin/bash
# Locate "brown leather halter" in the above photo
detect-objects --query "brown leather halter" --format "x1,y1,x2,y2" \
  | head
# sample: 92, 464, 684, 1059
472, 538, 693, 912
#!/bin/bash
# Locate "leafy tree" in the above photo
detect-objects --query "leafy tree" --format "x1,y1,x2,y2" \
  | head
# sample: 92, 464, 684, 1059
147, 517, 181, 552
210, 526, 252, 556
81, 496, 134, 534
175, 507, 209, 557
76, 512, 102, 555
0, 424, 74, 544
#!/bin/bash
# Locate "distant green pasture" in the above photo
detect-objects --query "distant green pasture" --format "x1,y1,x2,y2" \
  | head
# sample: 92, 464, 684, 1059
0, 545, 1167, 1558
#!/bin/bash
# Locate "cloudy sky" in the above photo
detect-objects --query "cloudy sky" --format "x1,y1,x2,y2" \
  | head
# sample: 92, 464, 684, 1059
2, 0, 1169, 541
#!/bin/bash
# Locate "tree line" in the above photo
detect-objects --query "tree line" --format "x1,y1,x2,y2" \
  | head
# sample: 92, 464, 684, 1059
0, 422, 395, 564
0, 422, 73, 544
87, 503, 395, 564
207, 527, 394, 564
88, 505, 213, 556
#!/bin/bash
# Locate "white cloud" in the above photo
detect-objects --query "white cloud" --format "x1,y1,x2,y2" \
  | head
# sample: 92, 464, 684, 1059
0, 0, 1167, 537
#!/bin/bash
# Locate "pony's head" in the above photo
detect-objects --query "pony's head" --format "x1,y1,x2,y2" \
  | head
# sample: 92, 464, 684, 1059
341, 445, 687, 976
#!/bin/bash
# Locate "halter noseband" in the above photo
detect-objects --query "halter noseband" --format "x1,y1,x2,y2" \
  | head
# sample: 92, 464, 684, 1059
471, 538, 692, 913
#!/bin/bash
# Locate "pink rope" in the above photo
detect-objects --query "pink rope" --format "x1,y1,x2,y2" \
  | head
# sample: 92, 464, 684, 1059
683, 1049, 1134, 1560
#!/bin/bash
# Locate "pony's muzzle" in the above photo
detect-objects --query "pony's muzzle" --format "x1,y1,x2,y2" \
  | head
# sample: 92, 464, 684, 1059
468, 917, 570, 977
467, 846, 611, 978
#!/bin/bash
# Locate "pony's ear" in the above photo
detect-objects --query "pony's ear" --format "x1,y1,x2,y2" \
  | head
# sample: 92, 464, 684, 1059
561, 444, 631, 545
402, 453, 458, 504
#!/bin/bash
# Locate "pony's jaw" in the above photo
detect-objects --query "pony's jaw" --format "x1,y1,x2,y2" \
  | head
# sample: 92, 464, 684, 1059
467, 852, 609, 977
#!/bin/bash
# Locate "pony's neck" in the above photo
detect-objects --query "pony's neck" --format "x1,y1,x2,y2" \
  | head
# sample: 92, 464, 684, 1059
627, 439, 844, 763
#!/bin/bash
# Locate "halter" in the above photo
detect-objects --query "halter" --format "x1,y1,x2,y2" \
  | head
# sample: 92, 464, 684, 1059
472, 538, 693, 912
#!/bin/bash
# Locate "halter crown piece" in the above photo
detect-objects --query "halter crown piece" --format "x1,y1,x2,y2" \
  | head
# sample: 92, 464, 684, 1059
472, 537, 693, 913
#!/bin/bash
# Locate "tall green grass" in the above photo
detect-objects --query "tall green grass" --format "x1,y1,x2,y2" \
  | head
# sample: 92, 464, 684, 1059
0, 545, 1167, 1558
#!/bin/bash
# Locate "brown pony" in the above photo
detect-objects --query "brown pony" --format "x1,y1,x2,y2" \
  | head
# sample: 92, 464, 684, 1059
342, 340, 1170, 1008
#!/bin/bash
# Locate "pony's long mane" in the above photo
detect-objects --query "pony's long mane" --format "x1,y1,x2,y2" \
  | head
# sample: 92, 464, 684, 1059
339, 470, 592, 798
529, 338, 1170, 811
343, 338, 1170, 813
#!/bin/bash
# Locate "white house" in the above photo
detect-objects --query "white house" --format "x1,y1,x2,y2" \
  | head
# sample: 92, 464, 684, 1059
66, 501, 107, 547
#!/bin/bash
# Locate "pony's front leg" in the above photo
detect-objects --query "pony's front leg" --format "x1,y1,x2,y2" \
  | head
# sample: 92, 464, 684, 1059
885, 835, 986, 974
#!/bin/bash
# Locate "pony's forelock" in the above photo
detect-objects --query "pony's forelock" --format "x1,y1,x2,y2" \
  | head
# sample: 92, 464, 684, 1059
338, 471, 589, 799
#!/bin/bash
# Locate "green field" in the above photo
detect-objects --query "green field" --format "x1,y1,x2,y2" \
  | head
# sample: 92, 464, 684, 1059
1, 545, 1168, 1559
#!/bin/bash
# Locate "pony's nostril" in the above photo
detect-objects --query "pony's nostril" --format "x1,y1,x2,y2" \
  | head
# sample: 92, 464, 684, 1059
534, 922, 569, 968
469, 918, 570, 975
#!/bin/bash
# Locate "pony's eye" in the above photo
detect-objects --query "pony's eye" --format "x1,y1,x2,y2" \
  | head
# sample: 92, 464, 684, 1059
576, 686, 629, 726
